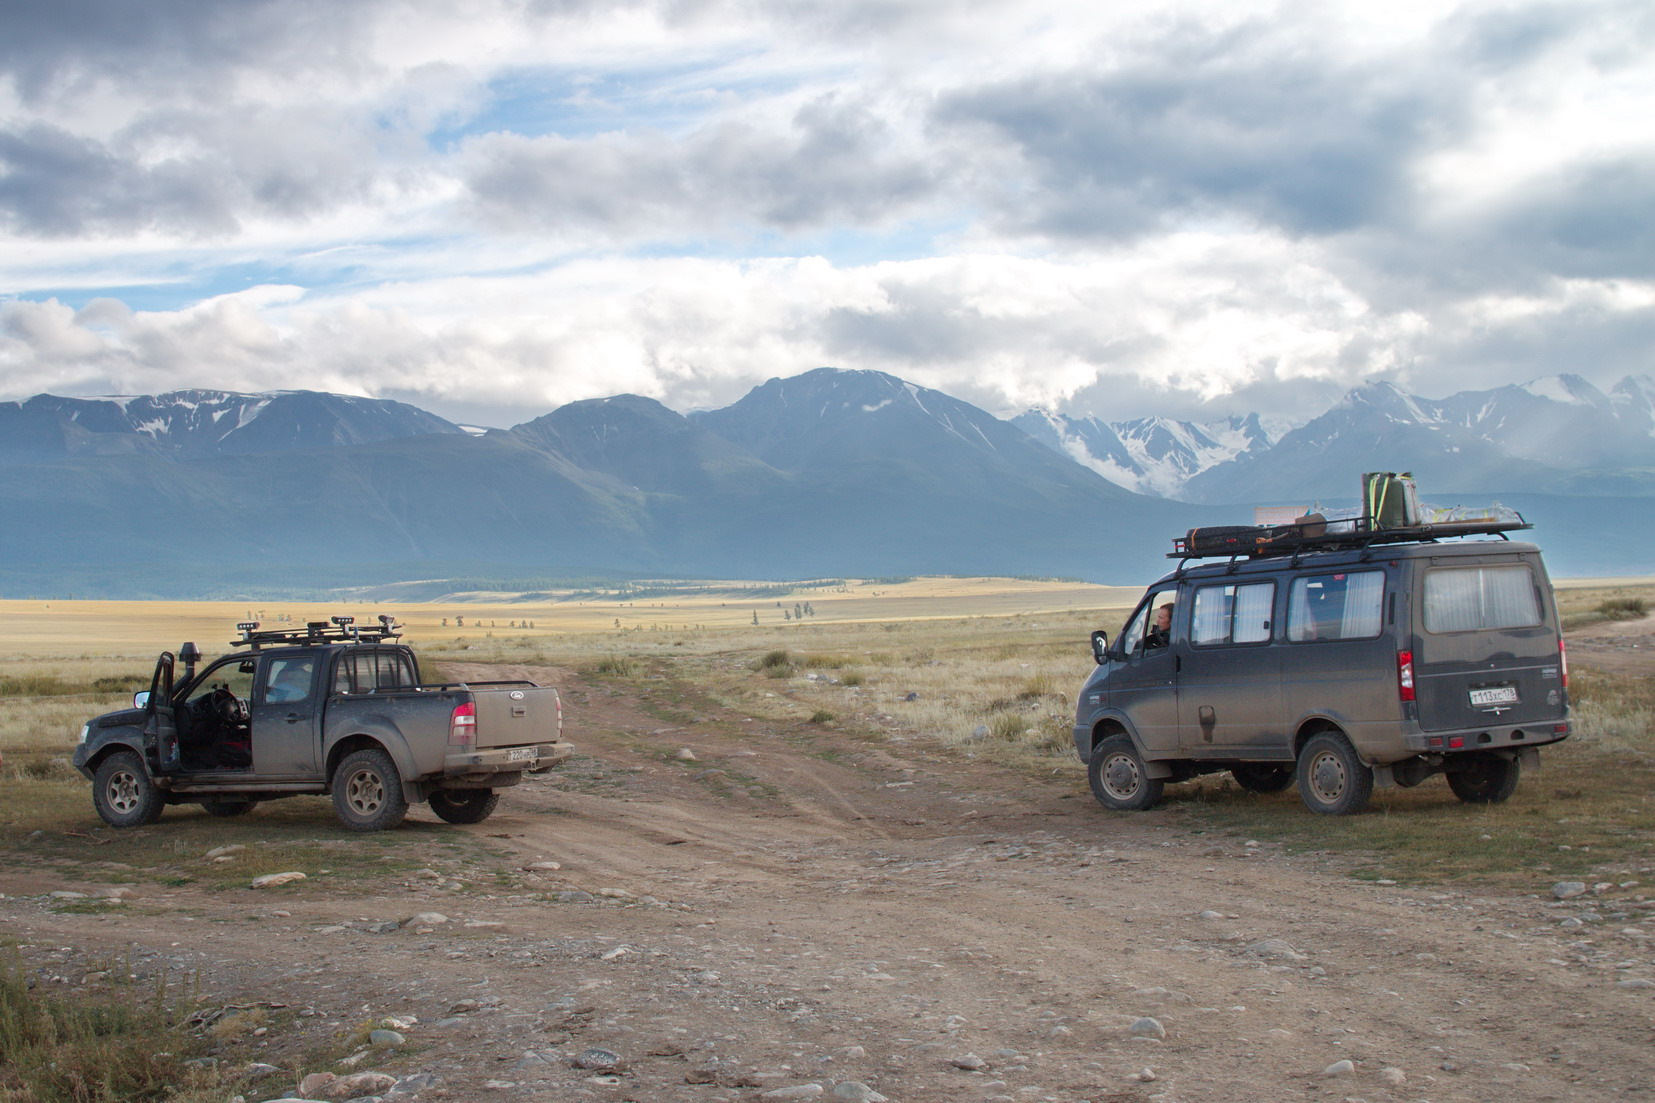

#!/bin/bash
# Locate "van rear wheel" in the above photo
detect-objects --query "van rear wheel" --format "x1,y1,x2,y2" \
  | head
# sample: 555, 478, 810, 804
1446, 754, 1520, 804
1297, 731, 1372, 815
1087, 734, 1164, 811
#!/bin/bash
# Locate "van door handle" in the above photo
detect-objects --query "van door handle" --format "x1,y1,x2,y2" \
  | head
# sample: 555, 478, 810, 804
285, 713, 303, 724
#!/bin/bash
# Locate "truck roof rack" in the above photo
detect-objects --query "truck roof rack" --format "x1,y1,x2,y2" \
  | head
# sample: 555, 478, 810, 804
230, 614, 402, 649
1169, 515, 1532, 561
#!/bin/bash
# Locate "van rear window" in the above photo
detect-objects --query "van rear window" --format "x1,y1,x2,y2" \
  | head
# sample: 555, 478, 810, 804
1424, 565, 1541, 632
1287, 570, 1384, 642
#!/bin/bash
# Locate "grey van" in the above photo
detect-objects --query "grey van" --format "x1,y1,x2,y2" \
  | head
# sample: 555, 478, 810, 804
1073, 532, 1571, 814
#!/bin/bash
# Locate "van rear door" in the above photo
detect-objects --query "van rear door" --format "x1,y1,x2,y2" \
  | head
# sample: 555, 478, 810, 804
1413, 556, 1566, 732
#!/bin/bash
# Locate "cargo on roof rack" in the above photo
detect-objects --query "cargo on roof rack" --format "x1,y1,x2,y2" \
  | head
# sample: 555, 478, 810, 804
229, 614, 402, 649
1170, 514, 1532, 560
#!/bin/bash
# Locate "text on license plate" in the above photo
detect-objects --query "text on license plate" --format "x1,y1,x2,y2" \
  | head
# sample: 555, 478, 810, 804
507, 746, 537, 762
1469, 685, 1519, 706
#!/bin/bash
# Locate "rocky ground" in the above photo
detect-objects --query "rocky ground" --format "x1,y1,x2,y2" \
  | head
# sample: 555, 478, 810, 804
4, 627, 1654, 1103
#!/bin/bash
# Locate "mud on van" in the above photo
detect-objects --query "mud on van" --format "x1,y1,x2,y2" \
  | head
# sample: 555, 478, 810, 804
1074, 523, 1570, 815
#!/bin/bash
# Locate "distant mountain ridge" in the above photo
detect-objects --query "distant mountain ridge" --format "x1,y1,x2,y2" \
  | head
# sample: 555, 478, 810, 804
1, 368, 1650, 598
0, 389, 462, 464
1016, 373, 1655, 503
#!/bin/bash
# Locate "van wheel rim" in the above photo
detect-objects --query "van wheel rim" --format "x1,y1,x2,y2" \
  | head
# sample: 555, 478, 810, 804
346, 770, 384, 814
1102, 754, 1142, 799
1309, 752, 1346, 802
107, 772, 141, 813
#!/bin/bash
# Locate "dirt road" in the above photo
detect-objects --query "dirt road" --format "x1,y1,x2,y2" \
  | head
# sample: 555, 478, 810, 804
5, 652, 1653, 1102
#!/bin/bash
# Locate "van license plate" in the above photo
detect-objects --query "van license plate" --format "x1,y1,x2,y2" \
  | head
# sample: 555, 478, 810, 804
507, 747, 537, 762
1469, 685, 1519, 706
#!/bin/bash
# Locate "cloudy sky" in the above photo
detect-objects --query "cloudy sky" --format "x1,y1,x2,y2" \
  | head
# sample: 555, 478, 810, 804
1, 0, 1651, 429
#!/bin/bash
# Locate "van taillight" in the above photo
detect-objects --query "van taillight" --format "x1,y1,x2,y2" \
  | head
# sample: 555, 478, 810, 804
449, 701, 477, 746
1559, 637, 1568, 690
1396, 650, 1416, 702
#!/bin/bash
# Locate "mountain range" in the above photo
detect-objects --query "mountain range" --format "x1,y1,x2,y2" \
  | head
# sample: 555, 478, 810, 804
1, 369, 1649, 597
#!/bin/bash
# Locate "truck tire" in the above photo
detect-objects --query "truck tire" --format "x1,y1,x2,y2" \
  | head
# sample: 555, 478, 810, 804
202, 800, 260, 817
92, 751, 165, 828
429, 789, 500, 825
1297, 731, 1373, 815
1087, 733, 1164, 811
1446, 753, 1520, 804
331, 748, 408, 832
1232, 764, 1295, 793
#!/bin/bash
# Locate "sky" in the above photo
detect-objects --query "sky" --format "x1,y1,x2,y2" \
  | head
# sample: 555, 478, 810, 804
1, 0, 1652, 430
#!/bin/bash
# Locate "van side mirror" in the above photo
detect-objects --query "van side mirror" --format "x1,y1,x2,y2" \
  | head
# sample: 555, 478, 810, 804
133, 690, 150, 709
1090, 630, 1110, 665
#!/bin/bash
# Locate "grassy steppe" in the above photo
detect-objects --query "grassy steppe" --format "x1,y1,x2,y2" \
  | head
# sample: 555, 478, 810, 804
3, 576, 1651, 891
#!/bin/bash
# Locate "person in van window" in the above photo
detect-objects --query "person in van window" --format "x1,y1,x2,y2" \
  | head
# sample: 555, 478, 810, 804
1146, 603, 1174, 649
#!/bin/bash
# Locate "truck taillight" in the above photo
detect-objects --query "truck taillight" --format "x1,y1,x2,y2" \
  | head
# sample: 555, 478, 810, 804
1559, 637, 1568, 690
1396, 650, 1416, 702
449, 701, 477, 746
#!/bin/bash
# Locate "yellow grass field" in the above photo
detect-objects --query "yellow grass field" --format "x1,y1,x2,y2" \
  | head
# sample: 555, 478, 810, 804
0, 576, 1144, 660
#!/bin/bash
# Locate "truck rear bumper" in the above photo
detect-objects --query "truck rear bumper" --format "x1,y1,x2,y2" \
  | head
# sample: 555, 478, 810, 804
442, 741, 573, 778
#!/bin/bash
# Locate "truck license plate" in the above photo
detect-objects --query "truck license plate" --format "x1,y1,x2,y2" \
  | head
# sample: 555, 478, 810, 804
507, 746, 537, 762
1469, 685, 1519, 706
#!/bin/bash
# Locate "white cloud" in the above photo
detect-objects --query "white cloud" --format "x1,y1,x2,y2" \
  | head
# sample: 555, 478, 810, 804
2, 0, 1652, 424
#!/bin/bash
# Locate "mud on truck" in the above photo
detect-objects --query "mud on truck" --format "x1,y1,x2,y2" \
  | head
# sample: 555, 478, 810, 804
72, 616, 572, 831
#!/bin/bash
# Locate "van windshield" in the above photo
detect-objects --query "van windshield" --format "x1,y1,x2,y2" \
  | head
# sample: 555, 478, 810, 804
1424, 565, 1541, 632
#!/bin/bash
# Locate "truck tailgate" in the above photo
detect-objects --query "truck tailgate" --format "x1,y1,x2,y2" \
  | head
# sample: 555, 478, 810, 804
469, 684, 561, 748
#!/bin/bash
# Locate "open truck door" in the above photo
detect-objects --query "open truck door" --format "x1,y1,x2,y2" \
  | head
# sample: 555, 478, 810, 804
141, 651, 179, 772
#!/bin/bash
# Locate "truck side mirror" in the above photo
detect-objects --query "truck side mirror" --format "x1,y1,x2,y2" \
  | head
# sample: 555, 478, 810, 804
133, 690, 150, 709
1090, 630, 1110, 665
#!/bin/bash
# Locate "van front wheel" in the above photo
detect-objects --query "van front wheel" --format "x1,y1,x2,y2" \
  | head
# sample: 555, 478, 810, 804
1446, 754, 1520, 804
1297, 731, 1372, 815
1087, 734, 1164, 811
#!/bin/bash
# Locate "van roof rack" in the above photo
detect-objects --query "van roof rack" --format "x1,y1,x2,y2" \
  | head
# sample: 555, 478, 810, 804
1169, 516, 1532, 561
230, 614, 402, 649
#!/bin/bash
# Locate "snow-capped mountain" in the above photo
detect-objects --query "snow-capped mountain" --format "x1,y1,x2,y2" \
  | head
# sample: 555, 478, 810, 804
0, 389, 462, 464
1012, 409, 1282, 497
1180, 374, 1655, 504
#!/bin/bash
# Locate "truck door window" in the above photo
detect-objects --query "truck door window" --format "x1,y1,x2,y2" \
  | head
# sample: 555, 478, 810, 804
1424, 565, 1541, 632
263, 657, 317, 704
1192, 581, 1275, 646
1287, 571, 1384, 642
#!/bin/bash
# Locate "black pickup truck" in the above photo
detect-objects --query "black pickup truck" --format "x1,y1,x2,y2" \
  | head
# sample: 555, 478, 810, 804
72, 616, 571, 831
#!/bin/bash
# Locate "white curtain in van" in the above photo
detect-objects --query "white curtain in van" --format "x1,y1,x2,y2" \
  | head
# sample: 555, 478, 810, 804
1425, 566, 1540, 631
1340, 571, 1384, 638
1233, 582, 1274, 642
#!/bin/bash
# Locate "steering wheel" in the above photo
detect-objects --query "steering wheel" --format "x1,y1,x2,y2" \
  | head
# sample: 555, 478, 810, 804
210, 686, 249, 724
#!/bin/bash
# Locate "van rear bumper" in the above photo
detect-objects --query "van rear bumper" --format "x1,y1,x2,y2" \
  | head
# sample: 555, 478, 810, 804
1396, 718, 1570, 759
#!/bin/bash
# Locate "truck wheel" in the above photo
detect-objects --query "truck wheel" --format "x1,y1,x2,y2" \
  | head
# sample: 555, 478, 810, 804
1087, 734, 1164, 811
331, 748, 408, 832
1232, 764, 1295, 793
1446, 754, 1520, 804
1297, 731, 1373, 815
429, 789, 500, 825
202, 800, 259, 817
92, 751, 165, 828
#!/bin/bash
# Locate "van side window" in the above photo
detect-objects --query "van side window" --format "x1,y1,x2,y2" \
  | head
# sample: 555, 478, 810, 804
1287, 570, 1384, 642
1191, 582, 1275, 646
1424, 565, 1541, 632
